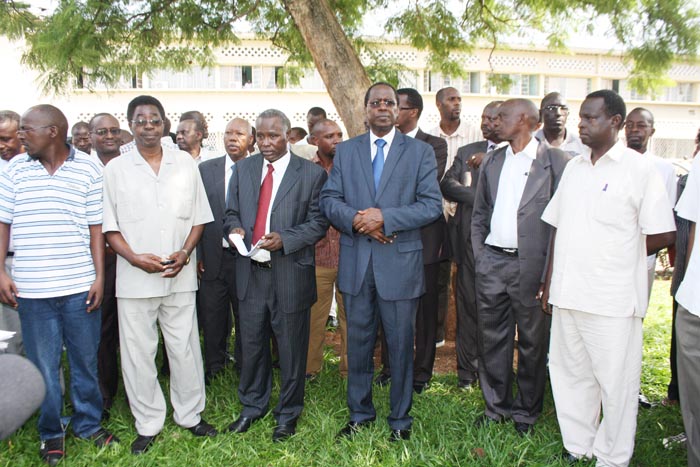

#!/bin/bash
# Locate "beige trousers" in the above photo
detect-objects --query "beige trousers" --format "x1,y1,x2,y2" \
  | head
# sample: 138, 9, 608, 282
118, 292, 205, 436
306, 266, 347, 376
549, 307, 642, 467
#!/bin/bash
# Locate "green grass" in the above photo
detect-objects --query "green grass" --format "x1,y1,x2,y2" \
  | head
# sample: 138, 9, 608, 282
0, 280, 686, 466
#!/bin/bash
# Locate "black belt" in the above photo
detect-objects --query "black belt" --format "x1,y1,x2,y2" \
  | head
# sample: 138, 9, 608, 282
251, 260, 272, 269
487, 244, 518, 257
6, 252, 13, 257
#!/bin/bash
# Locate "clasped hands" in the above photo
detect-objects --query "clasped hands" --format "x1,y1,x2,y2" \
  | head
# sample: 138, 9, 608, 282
353, 208, 394, 244
130, 250, 189, 278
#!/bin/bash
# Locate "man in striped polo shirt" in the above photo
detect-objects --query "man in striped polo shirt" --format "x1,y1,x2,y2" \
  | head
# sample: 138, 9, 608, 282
0, 104, 118, 466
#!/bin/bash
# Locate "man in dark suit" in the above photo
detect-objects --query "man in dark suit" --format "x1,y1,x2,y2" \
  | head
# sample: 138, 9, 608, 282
197, 118, 253, 383
321, 82, 443, 442
382, 87, 448, 393
471, 98, 570, 435
223, 109, 328, 442
441, 101, 502, 389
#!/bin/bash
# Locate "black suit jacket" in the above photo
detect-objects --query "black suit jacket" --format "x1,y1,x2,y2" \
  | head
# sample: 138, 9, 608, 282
415, 129, 448, 265
440, 141, 489, 264
198, 155, 232, 280
223, 153, 329, 312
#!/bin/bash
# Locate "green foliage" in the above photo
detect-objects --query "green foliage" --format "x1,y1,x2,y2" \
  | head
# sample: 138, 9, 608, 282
1, 0, 699, 96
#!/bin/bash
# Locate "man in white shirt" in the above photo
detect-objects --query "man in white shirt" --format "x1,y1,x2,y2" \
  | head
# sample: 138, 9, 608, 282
541, 90, 676, 466
624, 107, 678, 297
674, 150, 700, 467
535, 92, 585, 157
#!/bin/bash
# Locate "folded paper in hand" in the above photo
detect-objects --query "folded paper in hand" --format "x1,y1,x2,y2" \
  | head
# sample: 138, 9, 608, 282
228, 233, 264, 257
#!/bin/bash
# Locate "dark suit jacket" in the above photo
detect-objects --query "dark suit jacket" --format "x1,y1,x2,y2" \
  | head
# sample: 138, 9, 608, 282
440, 141, 488, 265
415, 129, 449, 265
223, 153, 329, 312
320, 131, 443, 301
471, 141, 571, 306
198, 155, 232, 280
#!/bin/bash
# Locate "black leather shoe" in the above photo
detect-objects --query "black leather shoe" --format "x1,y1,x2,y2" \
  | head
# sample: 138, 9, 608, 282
638, 392, 653, 409
187, 419, 218, 437
227, 416, 259, 433
336, 418, 376, 438
413, 381, 428, 394
560, 450, 582, 464
131, 434, 157, 455
514, 421, 534, 436
374, 373, 391, 387
474, 414, 501, 429
272, 422, 296, 442
389, 429, 411, 442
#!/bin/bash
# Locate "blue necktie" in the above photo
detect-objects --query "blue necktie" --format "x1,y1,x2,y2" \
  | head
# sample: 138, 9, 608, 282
373, 138, 386, 190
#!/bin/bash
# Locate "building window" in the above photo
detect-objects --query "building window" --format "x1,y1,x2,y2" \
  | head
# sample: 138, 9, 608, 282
544, 76, 591, 98
149, 67, 215, 89
490, 74, 539, 96
662, 83, 694, 102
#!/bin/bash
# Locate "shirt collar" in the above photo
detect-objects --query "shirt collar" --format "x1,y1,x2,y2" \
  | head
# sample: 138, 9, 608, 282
370, 127, 396, 148
581, 140, 625, 163
404, 127, 419, 139
225, 154, 235, 171
265, 151, 291, 172
505, 137, 539, 160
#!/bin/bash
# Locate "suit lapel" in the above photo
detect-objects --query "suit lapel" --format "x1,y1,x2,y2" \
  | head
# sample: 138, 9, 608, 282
213, 157, 226, 216
272, 154, 301, 211
376, 132, 405, 199
519, 143, 551, 208
248, 154, 264, 207
357, 134, 375, 197
488, 147, 507, 204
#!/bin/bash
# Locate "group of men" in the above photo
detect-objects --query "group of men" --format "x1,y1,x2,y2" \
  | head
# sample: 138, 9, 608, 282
0, 81, 697, 467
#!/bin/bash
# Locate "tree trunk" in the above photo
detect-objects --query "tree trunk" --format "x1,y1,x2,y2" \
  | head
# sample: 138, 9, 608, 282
284, 0, 370, 138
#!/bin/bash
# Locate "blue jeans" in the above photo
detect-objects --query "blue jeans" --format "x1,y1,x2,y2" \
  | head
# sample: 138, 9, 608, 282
18, 291, 103, 440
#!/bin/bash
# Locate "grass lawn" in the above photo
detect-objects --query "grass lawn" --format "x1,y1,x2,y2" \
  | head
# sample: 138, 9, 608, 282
0, 279, 686, 466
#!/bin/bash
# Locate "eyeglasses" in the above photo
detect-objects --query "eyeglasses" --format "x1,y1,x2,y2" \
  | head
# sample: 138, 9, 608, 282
543, 105, 569, 114
16, 125, 54, 136
399, 107, 417, 111
131, 118, 163, 126
368, 99, 397, 109
91, 128, 121, 136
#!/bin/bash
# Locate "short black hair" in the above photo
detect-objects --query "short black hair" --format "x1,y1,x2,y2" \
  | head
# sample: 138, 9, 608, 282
127, 95, 166, 122
307, 107, 327, 118
396, 88, 424, 118
628, 107, 655, 126
586, 90, 626, 129
88, 113, 117, 130
0, 110, 20, 125
364, 82, 399, 107
179, 110, 209, 139
71, 121, 89, 133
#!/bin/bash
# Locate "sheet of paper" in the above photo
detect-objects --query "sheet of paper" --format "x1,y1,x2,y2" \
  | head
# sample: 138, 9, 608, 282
0, 330, 16, 342
228, 233, 264, 257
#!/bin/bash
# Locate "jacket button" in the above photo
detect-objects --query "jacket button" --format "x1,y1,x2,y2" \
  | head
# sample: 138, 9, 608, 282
367, 238, 371, 242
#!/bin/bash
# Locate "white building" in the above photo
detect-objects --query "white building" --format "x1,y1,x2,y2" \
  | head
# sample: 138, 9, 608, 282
2, 36, 698, 159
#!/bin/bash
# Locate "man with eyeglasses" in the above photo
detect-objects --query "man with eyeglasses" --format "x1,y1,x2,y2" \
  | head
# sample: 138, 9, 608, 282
535, 92, 585, 157
0, 104, 119, 465
321, 82, 442, 442
87, 113, 122, 421
102, 95, 217, 455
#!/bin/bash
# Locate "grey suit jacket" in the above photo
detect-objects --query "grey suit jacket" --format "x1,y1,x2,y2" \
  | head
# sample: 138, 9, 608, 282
198, 155, 230, 281
471, 142, 571, 306
320, 131, 443, 301
441, 140, 489, 265
223, 153, 329, 312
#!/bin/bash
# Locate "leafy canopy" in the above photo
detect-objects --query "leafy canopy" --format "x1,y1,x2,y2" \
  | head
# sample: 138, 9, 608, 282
2, 0, 699, 95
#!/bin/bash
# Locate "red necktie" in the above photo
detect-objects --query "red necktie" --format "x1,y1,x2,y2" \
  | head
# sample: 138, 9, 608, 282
252, 163, 274, 244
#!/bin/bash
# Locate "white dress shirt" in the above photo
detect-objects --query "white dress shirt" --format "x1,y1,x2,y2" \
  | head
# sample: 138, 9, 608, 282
541, 141, 676, 318
370, 127, 396, 163
222, 155, 235, 247
675, 155, 700, 316
485, 137, 539, 249
250, 152, 291, 262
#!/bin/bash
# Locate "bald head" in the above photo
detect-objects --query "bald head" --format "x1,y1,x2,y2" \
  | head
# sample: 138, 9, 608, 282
310, 119, 343, 159
493, 99, 539, 143
24, 105, 68, 139
224, 117, 254, 162
19, 105, 70, 160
